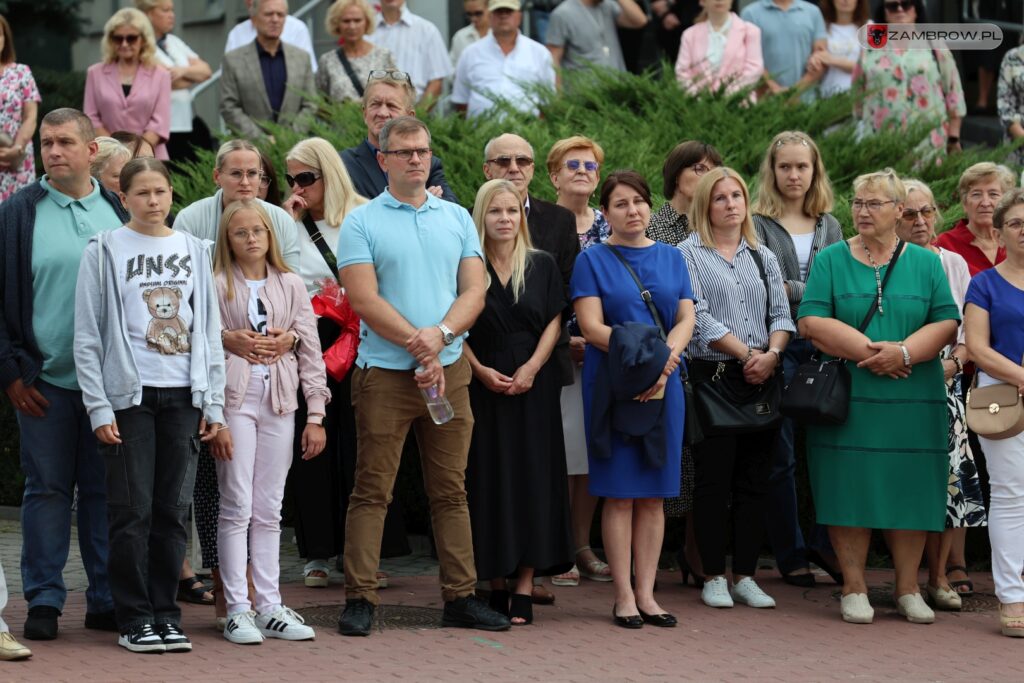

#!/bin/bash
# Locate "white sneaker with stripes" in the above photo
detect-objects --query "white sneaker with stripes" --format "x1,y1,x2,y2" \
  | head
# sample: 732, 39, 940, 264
256, 606, 315, 641
224, 610, 264, 645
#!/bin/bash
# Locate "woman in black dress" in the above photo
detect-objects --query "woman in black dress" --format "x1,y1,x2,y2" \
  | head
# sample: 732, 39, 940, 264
464, 179, 574, 626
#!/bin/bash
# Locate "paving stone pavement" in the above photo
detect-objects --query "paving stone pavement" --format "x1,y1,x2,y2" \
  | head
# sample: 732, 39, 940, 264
0, 519, 1020, 682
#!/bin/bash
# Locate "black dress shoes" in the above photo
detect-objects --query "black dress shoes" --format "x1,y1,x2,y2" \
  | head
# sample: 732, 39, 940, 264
338, 598, 375, 637
639, 609, 677, 627
442, 595, 511, 631
23, 606, 60, 641
612, 607, 643, 629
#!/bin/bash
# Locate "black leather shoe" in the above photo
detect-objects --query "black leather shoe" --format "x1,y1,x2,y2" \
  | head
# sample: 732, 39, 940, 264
84, 610, 119, 632
638, 609, 677, 627
24, 606, 60, 641
782, 571, 816, 588
338, 598, 375, 637
442, 595, 511, 631
612, 607, 643, 629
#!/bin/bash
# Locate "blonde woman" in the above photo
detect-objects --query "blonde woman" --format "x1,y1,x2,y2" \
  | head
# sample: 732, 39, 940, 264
463, 179, 572, 626
90, 136, 133, 196
83, 8, 170, 158
316, 0, 396, 103
752, 131, 843, 588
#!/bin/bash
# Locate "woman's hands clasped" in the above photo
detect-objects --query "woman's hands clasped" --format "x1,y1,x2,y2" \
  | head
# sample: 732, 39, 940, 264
857, 341, 911, 379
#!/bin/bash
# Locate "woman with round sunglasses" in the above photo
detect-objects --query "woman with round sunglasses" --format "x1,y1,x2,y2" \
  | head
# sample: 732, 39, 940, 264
545, 135, 613, 587
84, 8, 171, 159
896, 178, 986, 613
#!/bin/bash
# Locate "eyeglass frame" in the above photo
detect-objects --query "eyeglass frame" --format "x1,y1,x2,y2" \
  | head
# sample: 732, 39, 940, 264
381, 147, 433, 161
1000, 218, 1024, 232
110, 33, 141, 45
285, 171, 321, 188
229, 227, 271, 240
563, 159, 600, 173
366, 69, 412, 86
883, 0, 913, 11
223, 169, 265, 185
901, 205, 936, 221
851, 198, 898, 213
486, 155, 534, 168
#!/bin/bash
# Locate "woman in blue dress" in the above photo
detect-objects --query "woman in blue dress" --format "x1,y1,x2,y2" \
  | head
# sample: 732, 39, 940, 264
572, 170, 695, 628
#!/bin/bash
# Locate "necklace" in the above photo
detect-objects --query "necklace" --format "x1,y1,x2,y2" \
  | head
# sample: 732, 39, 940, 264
860, 236, 898, 315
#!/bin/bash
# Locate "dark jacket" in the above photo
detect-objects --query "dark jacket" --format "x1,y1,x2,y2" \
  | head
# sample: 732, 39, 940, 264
527, 195, 579, 386
752, 213, 843, 319
341, 138, 459, 204
0, 180, 129, 389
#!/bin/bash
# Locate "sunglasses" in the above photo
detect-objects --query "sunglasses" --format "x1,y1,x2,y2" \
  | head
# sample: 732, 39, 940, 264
111, 34, 141, 45
466, 10, 485, 18
487, 155, 534, 168
285, 171, 321, 188
884, 0, 913, 11
901, 206, 936, 220
564, 159, 599, 173
366, 69, 411, 85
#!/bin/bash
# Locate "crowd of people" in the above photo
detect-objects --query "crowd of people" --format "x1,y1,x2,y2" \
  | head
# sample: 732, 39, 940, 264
0, 0, 1023, 665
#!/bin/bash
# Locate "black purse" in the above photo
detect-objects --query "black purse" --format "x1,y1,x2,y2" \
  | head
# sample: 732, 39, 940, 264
604, 245, 704, 446
781, 240, 904, 425
690, 249, 784, 436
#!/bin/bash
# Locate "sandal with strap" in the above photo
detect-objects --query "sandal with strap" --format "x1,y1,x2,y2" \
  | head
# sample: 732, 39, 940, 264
509, 594, 533, 625
946, 565, 974, 597
551, 564, 580, 587
303, 560, 330, 588
1000, 604, 1024, 637
177, 576, 214, 605
576, 546, 613, 582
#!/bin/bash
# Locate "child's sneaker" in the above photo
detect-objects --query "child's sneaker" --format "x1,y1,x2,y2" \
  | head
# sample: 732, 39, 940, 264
224, 610, 264, 645
256, 606, 315, 641
155, 623, 192, 652
118, 623, 166, 653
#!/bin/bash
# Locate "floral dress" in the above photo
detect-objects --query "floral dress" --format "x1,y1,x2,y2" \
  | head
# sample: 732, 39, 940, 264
997, 45, 1024, 168
0, 63, 41, 203
853, 37, 966, 159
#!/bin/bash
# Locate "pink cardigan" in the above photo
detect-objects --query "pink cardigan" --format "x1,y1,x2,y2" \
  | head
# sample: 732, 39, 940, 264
83, 62, 171, 159
216, 265, 331, 417
675, 14, 763, 98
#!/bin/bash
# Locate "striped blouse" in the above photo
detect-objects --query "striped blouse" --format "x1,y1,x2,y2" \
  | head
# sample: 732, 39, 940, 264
678, 232, 796, 361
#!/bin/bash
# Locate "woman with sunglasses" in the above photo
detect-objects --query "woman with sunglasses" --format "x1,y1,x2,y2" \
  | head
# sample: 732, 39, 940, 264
895, 178, 986, 613
751, 131, 843, 589
852, 0, 965, 158
545, 136, 613, 587
84, 8, 171, 159
317, 0, 396, 104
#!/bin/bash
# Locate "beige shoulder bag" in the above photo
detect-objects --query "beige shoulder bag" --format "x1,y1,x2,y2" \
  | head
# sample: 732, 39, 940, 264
965, 355, 1024, 440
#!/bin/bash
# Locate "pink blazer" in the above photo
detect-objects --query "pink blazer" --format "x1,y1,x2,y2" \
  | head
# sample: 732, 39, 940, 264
675, 14, 763, 99
83, 62, 171, 159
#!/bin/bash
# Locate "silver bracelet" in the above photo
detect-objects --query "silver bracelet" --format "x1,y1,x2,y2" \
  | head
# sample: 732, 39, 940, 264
899, 344, 911, 368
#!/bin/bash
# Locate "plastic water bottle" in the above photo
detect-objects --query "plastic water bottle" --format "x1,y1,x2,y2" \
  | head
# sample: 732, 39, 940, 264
417, 367, 454, 425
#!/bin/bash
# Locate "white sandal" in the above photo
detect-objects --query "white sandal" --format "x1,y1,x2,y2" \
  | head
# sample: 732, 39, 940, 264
576, 546, 613, 582
303, 559, 330, 587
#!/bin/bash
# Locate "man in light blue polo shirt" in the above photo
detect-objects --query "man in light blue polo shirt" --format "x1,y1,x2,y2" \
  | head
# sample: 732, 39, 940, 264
741, 0, 827, 96
335, 116, 510, 637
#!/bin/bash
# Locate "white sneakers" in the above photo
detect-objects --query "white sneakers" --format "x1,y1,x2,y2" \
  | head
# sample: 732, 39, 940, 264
256, 606, 316, 641
730, 578, 776, 608
840, 593, 874, 624
701, 576, 734, 608
896, 592, 935, 624
224, 611, 264, 645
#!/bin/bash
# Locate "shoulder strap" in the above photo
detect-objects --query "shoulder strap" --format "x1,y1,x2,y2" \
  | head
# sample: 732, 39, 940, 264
336, 48, 365, 97
301, 214, 340, 283
857, 240, 904, 333
603, 244, 667, 340
748, 247, 773, 335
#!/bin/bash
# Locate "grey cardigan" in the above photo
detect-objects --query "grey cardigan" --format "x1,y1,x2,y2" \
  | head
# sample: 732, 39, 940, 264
753, 213, 843, 317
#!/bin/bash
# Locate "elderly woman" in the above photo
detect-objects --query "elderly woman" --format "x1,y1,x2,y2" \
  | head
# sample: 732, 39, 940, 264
84, 8, 171, 160
134, 0, 211, 163
0, 14, 41, 203
896, 179, 986, 612
934, 162, 1016, 276
675, 0, 762, 98
547, 135, 612, 587
798, 169, 960, 625
964, 188, 1024, 638
647, 140, 723, 247
316, 0, 396, 103
852, 0, 965, 158
680, 167, 794, 610
90, 137, 133, 196
573, 170, 695, 627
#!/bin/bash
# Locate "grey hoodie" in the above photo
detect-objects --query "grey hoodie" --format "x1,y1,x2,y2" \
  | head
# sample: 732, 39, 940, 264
74, 228, 226, 431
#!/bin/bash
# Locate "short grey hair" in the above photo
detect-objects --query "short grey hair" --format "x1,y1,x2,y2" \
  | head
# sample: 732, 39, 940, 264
378, 116, 431, 153
483, 133, 535, 164
994, 188, 1024, 229
250, 0, 288, 17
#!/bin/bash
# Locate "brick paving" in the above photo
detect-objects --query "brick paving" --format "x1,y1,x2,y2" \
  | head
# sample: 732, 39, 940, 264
0, 519, 1019, 682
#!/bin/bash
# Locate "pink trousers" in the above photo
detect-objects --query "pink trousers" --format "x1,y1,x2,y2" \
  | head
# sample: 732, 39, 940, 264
216, 372, 295, 615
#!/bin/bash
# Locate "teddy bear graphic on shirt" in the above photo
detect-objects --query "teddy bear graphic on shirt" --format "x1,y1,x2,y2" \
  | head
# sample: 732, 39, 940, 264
143, 286, 192, 355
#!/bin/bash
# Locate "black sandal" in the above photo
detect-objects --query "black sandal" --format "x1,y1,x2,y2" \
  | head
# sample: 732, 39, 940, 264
946, 565, 975, 597
177, 577, 214, 605
509, 594, 533, 625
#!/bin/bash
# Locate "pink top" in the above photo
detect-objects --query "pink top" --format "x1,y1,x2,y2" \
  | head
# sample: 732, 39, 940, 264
675, 13, 763, 99
83, 62, 171, 159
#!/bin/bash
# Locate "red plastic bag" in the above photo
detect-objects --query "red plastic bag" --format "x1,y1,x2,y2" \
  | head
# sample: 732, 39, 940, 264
311, 278, 360, 381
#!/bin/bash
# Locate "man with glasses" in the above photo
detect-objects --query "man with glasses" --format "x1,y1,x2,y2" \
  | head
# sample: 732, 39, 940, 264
220, 0, 317, 139
337, 116, 509, 636
341, 71, 458, 203
450, 0, 490, 68
366, 0, 452, 104
452, 0, 555, 118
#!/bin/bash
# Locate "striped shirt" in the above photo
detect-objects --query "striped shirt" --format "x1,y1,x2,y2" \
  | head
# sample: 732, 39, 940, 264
678, 232, 795, 361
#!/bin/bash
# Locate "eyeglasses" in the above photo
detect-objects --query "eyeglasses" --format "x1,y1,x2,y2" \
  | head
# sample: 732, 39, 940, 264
111, 34, 141, 45
466, 10, 485, 18
690, 163, 711, 176
564, 159, 599, 173
852, 199, 897, 213
382, 147, 432, 161
883, 0, 912, 11
901, 206, 936, 221
230, 227, 270, 241
487, 155, 534, 168
285, 171, 321, 188
259, 174, 271, 188
225, 169, 264, 184
1002, 219, 1024, 232
366, 69, 411, 85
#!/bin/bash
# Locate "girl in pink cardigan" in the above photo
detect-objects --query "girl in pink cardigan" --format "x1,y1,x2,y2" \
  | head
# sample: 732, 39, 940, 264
211, 199, 331, 645
675, 1, 763, 99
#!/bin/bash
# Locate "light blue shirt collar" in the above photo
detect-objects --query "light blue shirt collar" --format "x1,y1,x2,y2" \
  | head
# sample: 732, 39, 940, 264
39, 175, 104, 209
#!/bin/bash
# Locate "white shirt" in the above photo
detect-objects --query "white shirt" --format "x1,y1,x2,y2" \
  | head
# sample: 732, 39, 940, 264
224, 15, 317, 72
155, 33, 198, 133
108, 227, 194, 387
452, 32, 555, 118
706, 15, 733, 71
449, 24, 483, 68
820, 23, 860, 96
790, 230, 815, 281
367, 6, 453, 96
246, 278, 270, 375
294, 218, 340, 296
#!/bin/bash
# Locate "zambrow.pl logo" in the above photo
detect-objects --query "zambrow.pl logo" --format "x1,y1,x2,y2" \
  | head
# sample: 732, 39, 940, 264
858, 23, 1003, 50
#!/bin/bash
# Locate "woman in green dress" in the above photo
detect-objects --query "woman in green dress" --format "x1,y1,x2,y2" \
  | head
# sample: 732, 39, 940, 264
797, 169, 960, 626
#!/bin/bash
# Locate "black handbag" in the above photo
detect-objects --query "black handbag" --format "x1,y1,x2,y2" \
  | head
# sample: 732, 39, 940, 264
781, 240, 904, 425
690, 249, 783, 436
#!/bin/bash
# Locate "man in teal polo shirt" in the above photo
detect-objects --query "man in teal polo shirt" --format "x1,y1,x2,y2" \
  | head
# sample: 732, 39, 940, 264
0, 108, 127, 640
336, 116, 510, 637
741, 0, 827, 97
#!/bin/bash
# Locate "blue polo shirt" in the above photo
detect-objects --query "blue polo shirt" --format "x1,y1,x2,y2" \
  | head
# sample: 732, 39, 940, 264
337, 189, 484, 370
32, 176, 122, 389
741, 0, 826, 90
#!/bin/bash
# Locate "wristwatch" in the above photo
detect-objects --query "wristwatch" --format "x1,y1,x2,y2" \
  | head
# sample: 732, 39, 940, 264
307, 414, 324, 426
437, 323, 455, 346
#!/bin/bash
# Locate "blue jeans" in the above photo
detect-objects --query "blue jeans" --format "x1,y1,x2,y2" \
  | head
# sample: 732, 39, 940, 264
17, 380, 112, 613
764, 338, 833, 575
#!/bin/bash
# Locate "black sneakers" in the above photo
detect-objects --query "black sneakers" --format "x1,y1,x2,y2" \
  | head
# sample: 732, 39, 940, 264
442, 595, 512, 631
118, 624, 166, 654
155, 623, 192, 652
337, 598, 375, 637
23, 605, 60, 641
